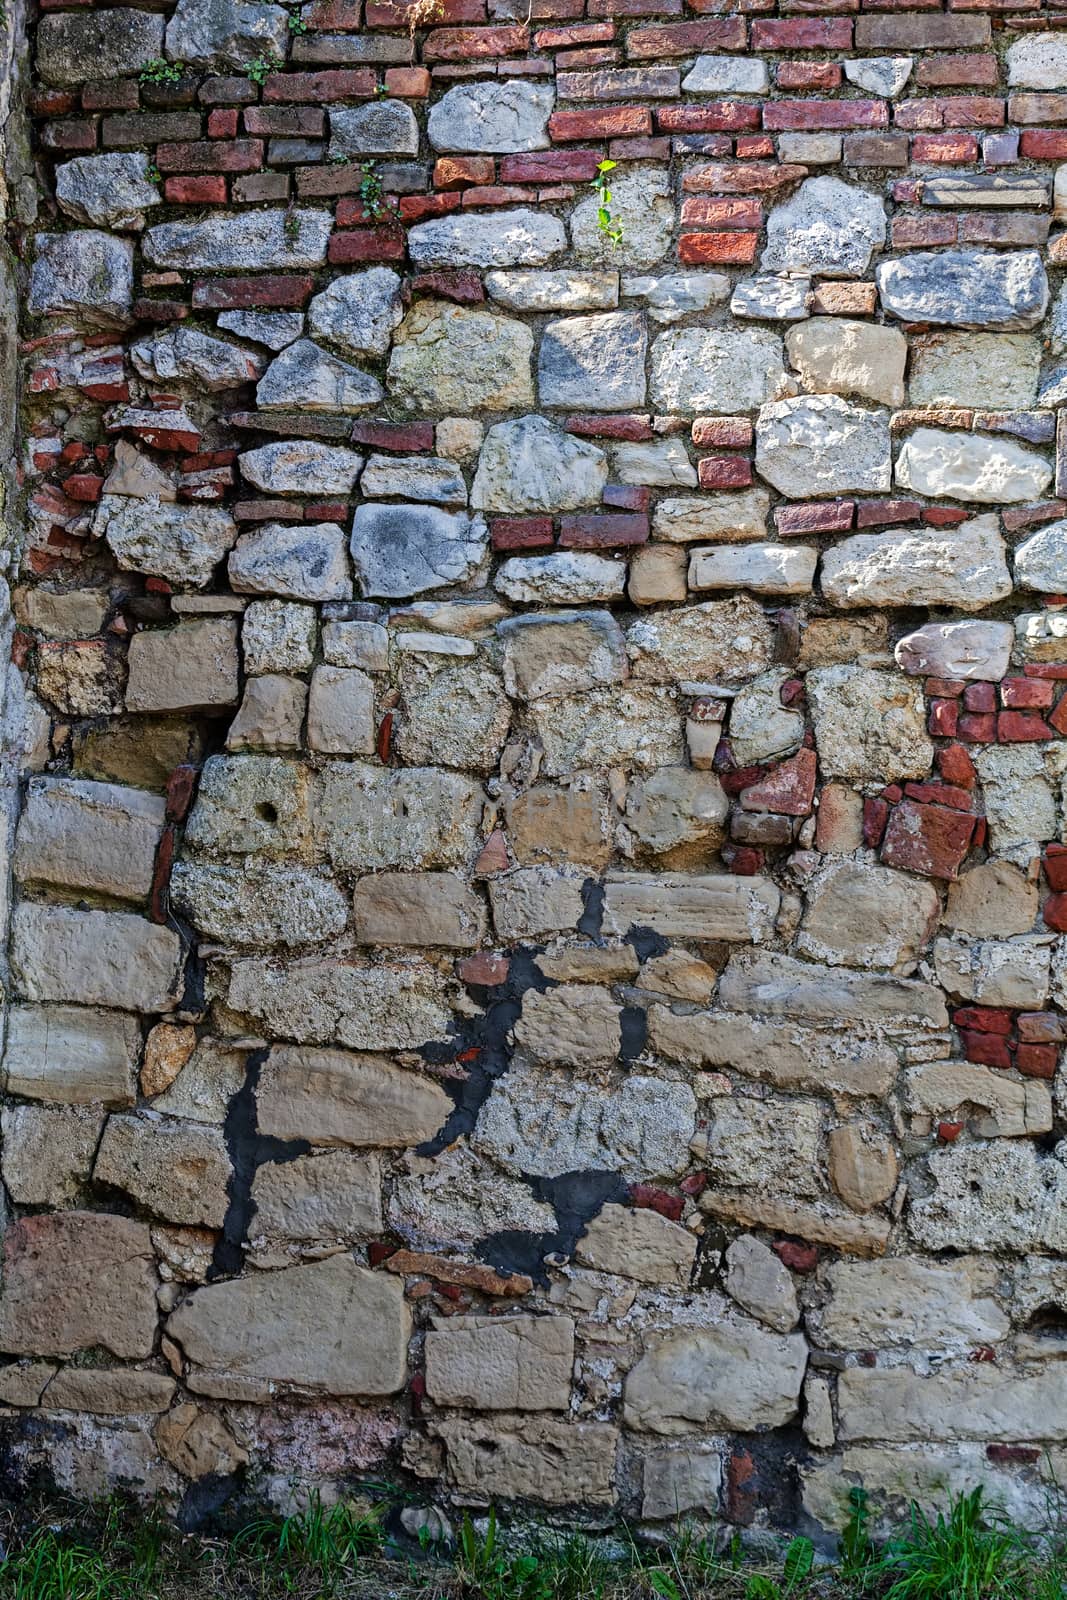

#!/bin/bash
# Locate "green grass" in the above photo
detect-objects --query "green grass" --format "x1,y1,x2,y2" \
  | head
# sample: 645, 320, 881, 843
0, 1484, 1063, 1600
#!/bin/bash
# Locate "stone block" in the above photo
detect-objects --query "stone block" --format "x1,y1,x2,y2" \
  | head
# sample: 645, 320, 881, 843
14, 777, 165, 903
2, 1004, 139, 1107
426, 1315, 574, 1411
0, 1213, 157, 1359
11, 905, 184, 1014
126, 619, 239, 713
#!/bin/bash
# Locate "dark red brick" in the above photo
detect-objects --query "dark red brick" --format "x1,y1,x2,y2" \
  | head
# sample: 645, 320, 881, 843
998, 710, 1054, 742
328, 229, 405, 263
410, 269, 484, 303
697, 455, 753, 489
738, 748, 816, 816
164, 175, 227, 204
424, 24, 528, 58
776, 61, 842, 90
880, 799, 976, 880
627, 17, 746, 55
490, 515, 554, 550
263, 69, 376, 102
752, 16, 852, 46
559, 512, 648, 548
191, 275, 314, 309
351, 421, 435, 451
657, 102, 761, 133
764, 99, 888, 130
1015, 1043, 1059, 1079
959, 1029, 1013, 1070
565, 413, 654, 440
774, 501, 853, 535
953, 1006, 1013, 1036
549, 105, 652, 140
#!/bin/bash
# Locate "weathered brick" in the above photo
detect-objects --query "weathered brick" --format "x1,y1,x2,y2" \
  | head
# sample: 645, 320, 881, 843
763, 99, 888, 130
191, 275, 315, 310
657, 103, 761, 133
424, 25, 529, 59
626, 18, 746, 55
164, 175, 228, 204
156, 139, 264, 173
678, 231, 758, 264
549, 105, 651, 139
557, 67, 680, 99
751, 17, 852, 47
263, 69, 376, 102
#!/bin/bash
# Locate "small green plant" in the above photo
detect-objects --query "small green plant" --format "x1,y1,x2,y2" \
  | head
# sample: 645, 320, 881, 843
744, 1537, 815, 1600
146, 164, 161, 184
232, 1489, 384, 1597
877, 1487, 1031, 1600
591, 158, 624, 248
246, 52, 283, 85
839, 1485, 877, 1586
139, 56, 184, 85
359, 161, 401, 222
283, 205, 301, 240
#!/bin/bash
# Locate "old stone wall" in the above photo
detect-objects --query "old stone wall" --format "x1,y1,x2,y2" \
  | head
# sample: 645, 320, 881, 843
3, 0, 1067, 1540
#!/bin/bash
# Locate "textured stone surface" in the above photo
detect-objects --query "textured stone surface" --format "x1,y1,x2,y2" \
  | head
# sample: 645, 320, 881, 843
762, 177, 887, 277
2, 1004, 139, 1107
229, 523, 351, 601
11, 905, 183, 1013
95, 496, 238, 588
429, 81, 554, 152
165, 0, 289, 68
786, 319, 906, 408
571, 169, 675, 270
539, 312, 647, 411
426, 1316, 573, 1411
908, 333, 1040, 409
755, 396, 891, 496
351, 504, 487, 598
821, 517, 1011, 610
308, 269, 403, 359
472, 415, 605, 513
408, 213, 565, 271
876, 250, 1049, 330
896, 429, 1052, 505
388, 302, 534, 412
30, 231, 132, 323
650, 327, 787, 415
0, 1214, 157, 1359
807, 666, 933, 781
56, 154, 160, 231
624, 1322, 807, 1434
145, 211, 332, 272
38, 9, 163, 85
15, 776, 165, 903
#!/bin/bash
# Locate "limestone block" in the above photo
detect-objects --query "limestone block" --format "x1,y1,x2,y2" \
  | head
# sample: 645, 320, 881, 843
15, 777, 165, 903
306, 666, 375, 755
688, 542, 817, 595
239, 441, 363, 497
904, 1059, 1052, 1139
250, 1151, 382, 1241
307, 268, 403, 358
538, 312, 647, 411
486, 270, 619, 312
0, 1213, 158, 1359
648, 1008, 898, 1097
724, 1236, 799, 1332
407, 212, 565, 270
131, 327, 264, 390
514, 985, 622, 1070
797, 860, 940, 971
602, 871, 780, 942
425, 1315, 574, 1410
875, 249, 1048, 331
910, 1141, 1067, 1254
225, 674, 307, 752
755, 396, 891, 496
786, 318, 906, 407
145, 211, 332, 272
499, 611, 627, 700
228, 954, 454, 1051
896, 428, 1052, 505
627, 595, 774, 684
624, 768, 728, 856
813, 1259, 1009, 1351
170, 860, 348, 946
472, 416, 606, 513
943, 862, 1038, 939
329, 102, 419, 158
55, 153, 160, 231
571, 169, 675, 270
428, 81, 554, 152
353, 871, 486, 948
762, 177, 887, 277
489, 866, 587, 939
93, 1115, 231, 1227
257, 1045, 451, 1146
2, 1003, 139, 1107
229, 522, 352, 601
652, 489, 769, 543
38, 9, 162, 84
164, 0, 288, 67
360, 455, 466, 506
96, 496, 238, 590
434, 1416, 618, 1506
576, 1205, 697, 1287
395, 661, 510, 773
908, 332, 1040, 409
702, 1095, 823, 1199
0, 1105, 106, 1206
167, 1257, 411, 1394
612, 439, 696, 488
30, 231, 133, 324
530, 685, 685, 773
11, 905, 183, 1014
1014, 519, 1067, 592
624, 1321, 807, 1433
838, 1367, 1067, 1444
642, 1448, 724, 1521
683, 55, 768, 92
718, 950, 949, 1032
974, 745, 1058, 851
650, 327, 788, 414
808, 665, 933, 781
827, 1124, 899, 1211
256, 339, 382, 412
316, 761, 484, 870
126, 619, 239, 714
934, 935, 1051, 1010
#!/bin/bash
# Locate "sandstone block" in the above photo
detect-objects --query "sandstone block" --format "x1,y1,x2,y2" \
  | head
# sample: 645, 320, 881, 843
786, 318, 906, 408
434, 1416, 618, 1506
838, 1367, 1067, 1444
934, 935, 1051, 1010
250, 1151, 382, 1242
0, 1105, 105, 1207
426, 1315, 574, 1411
688, 542, 817, 595
530, 686, 685, 773
944, 862, 1038, 939
514, 984, 622, 1070
627, 595, 774, 684
652, 489, 769, 544
908, 332, 1040, 409
93, 1115, 231, 1227
0, 1213, 157, 1359
257, 1045, 452, 1146
648, 1008, 898, 1097
827, 1124, 898, 1212
316, 762, 483, 870
499, 611, 626, 700
306, 666, 375, 754
798, 860, 940, 972
624, 1321, 807, 1433
225, 674, 307, 752
813, 1259, 1007, 1351
624, 767, 728, 856
496, 551, 626, 605
229, 954, 454, 1051
489, 865, 587, 939
11, 905, 183, 1014
724, 1236, 799, 1332
2, 1004, 139, 1107
642, 1448, 723, 1522
603, 870, 779, 942
353, 871, 486, 948
895, 619, 1014, 682
126, 619, 239, 715
896, 428, 1052, 505
718, 950, 949, 1032
15, 777, 165, 904
576, 1205, 697, 1288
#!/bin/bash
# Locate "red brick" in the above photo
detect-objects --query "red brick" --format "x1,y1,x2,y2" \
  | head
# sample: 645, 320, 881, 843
962, 681, 995, 713
953, 1006, 1014, 1037
697, 455, 753, 489
880, 799, 976, 880
434, 155, 495, 187
263, 69, 376, 102
457, 952, 510, 986
1001, 677, 1055, 710
536, 21, 614, 46
998, 710, 1054, 742
862, 797, 889, 848
626, 17, 746, 56
937, 743, 976, 787
683, 161, 808, 193
559, 512, 648, 548
774, 501, 853, 536
763, 99, 888, 130
692, 416, 752, 448
41, 119, 96, 150
156, 138, 263, 173
245, 106, 325, 136
679, 231, 758, 265
776, 61, 842, 90
903, 780, 973, 812
1015, 1042, 1058, 1079
657, 102, 760, 133
961, 216, 1049, 248
911, 131, 979, 161
500, 149, 600, 181
752, 16, 852, 45
549, 105, 651, 140
959, 1029, 1013, 1069
957, 711, 997, 743
191, 274, 314, 309
301, 0, 362, 26
328, 229, 405, 263
915, 53, 998, 87
1020, 129, 1067, 159
424, 24, 528, 59
365, 0, 484, 22
603, 484, 649, 512
351, 421, 435, 451
923, 505, 970, 526
892, 215, 958, 248
1046, 843, 1067, 892
773, 1240, 818, 1273
609, 136, 670, 160
735, 135, 774, 159
385, 66, 430, 97
82, 80, 139, 111
164, 175, 227, 204
1018, 1012, 1065, 1044
207, 108, 239, 138
31, 89, 77, 116
410, 268, 484, 303
738, 748, 816, 816
491, 515, 554, 550
565, 413, 654, 440
928, 698, 959, 738
1043, 891, 1067, 933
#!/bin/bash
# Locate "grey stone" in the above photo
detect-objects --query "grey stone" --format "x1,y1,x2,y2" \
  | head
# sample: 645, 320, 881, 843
625, 1322, 807, 1434
622, 270, 730, 321
843, 56, 912, 96
144, 210, 332, 271
731, 274, 810, 322
486, 270, 618, 312
727, 670, 806, 764
1008, 32, 1067, 87
895, 620, 1014, 681
473, 1061, 696, 1179
350, 504, 487, 598
923, 173, 1050, 209
786, 318, 907, 408
360, 455, 466, 505
218, 309, 305, 349
38, 9, 163, 85
642, 1449, 724, 1522
2, 1004, 139, 1107
30, 232, 133, 324
908, 332, 1040, 409
228, 954, 454, 1050
330, 101, 419, 157
256, 1045, 452, 1146
682, 55, 768, 93
1014, 519, 1067, 592
95, 495, 238, 588
239, 440, 363, 496
934, 934, 1051, 1010
876, 249, 1049, 331
256, 338, 383, 412
910, 1141, 1067, 1254
808, 665, 933, 781
538, 312, 647, 411
251, 1150, 382, 1241
131, 328, 264, 390
171, 860, 349, 946
650, 326, 788, 414
94, 1115, 231, 1227
15, 776, 165, 903
407, 211, 566, 270
489, 866, 587, 939
652, 489, 769, 543
688, 542, 817, 595
306, 665, 375, 754
55, 153, 160, 231
495, 551, 626, 605
499, 611, 627, 700
316, 761, 483, 870
396, 660, 510, 772
165, 0, 288, 67
624, 768, 728, 856
571, 168, 675, 270
720, 952, 947, 1041
576, 1205, 697, 1287
126, 619, 239, 713
762, 177, 886, 277
975, 745, 1059, 851
229, 522, 352, 601
322, 619, 386, 670
905, 1058, 1052, 1140
895, 428, 1052, 505
756, 395, 891, 496
821, 516, 1012, 610
167, 1257, 410, 1394
388, 302, 534, 412
627, 595, 775, 684
242, 600, 317, 674
11, 905, 184, 1014
724, 1236, 800, 1332
530, 686, 684, 774
515, 984, 621, 1070
471, 414, 606, 513
428, 80, 554, 152
612, 438, 696, 487
307, 268, 403, 358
